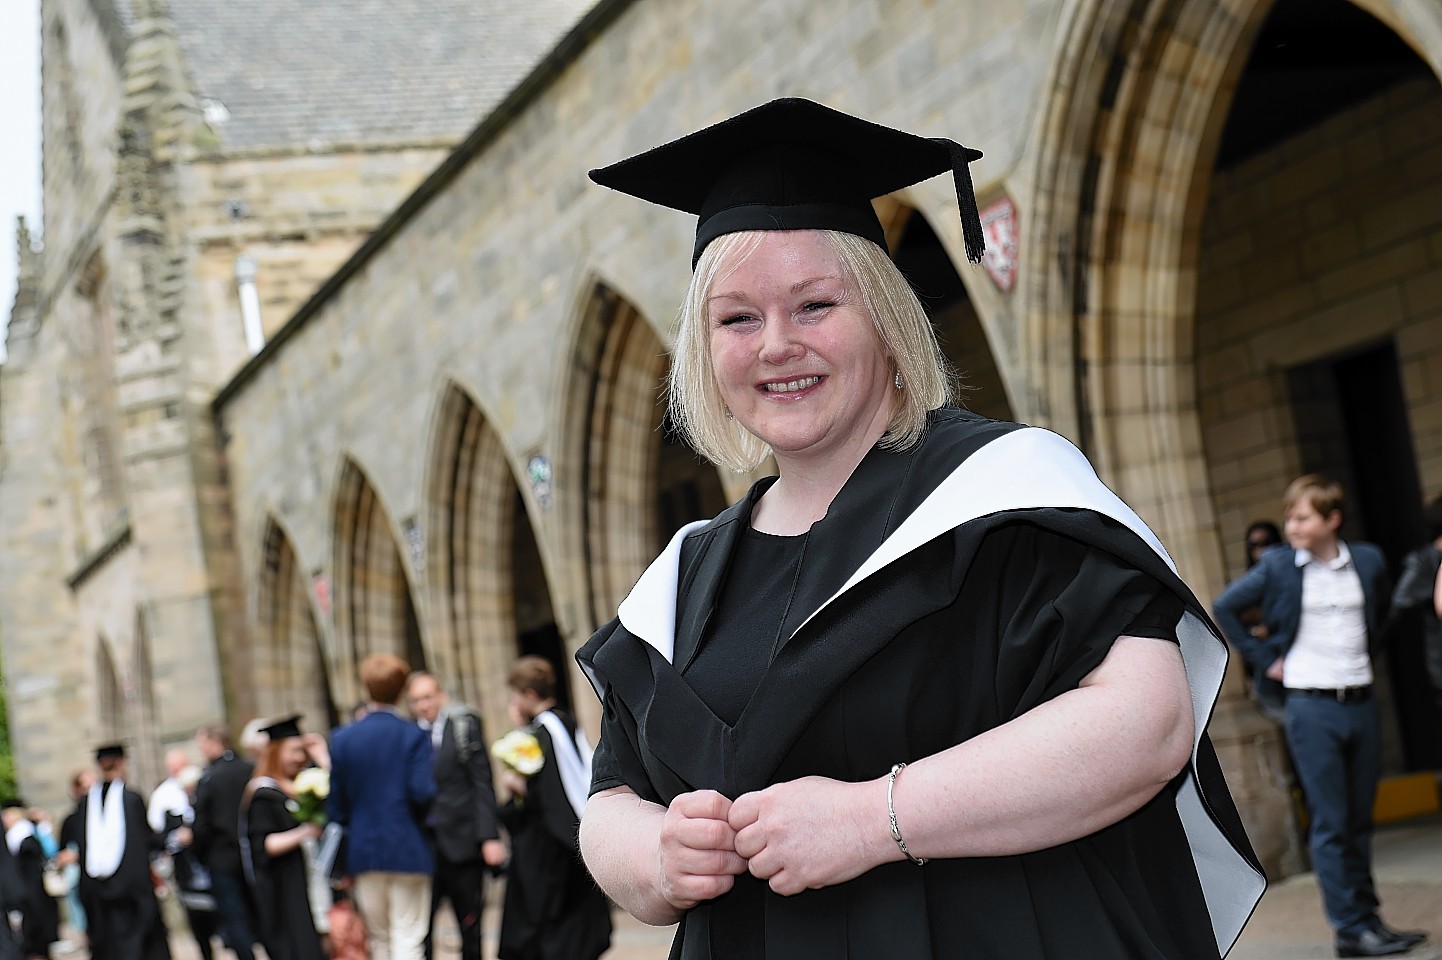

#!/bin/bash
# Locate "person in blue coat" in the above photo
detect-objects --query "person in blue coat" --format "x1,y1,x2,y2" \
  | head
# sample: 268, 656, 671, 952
1215, 474, 1427, 957
328, 653, 437, 960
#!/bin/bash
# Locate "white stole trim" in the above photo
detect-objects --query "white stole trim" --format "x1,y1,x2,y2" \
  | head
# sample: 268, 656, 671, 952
611, 427, 1262, 953
534, 710, 594, 819
5, 818, 35, 856
85, 781, 126, 879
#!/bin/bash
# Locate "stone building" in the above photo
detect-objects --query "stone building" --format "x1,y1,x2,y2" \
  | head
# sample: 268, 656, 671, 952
6, 0, 1442, 882
0, 0, 587, 802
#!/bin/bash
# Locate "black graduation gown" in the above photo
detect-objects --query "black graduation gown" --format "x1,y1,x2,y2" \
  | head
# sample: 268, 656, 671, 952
11, 833, 59, 956
498, 712, 613, 960
244, 785, 324, 960
61, 784, 170, 960
578, 408, 1265, 960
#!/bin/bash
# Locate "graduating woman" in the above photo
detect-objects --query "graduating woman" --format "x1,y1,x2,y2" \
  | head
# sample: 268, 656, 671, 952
242, 716, 324, 960
497, 656, 612, 960
576, 99, 1266, 959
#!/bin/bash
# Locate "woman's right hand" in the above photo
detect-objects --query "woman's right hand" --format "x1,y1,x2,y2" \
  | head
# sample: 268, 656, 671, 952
657, 790, 748, 912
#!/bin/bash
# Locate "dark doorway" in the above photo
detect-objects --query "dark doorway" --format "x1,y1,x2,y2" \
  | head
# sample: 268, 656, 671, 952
891, 212, 1014, 422
512, 489, 570, 712
1287, 340, 1441, 771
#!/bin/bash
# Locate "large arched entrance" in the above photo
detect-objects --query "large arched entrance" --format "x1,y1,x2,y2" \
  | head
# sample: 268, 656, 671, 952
427, 385, 565, 739
1028, 0, 1442, 876
258, 521, 340, 731
333, 460, 427, 702
1194, 0, 1442, 777
563, 284, 729, 631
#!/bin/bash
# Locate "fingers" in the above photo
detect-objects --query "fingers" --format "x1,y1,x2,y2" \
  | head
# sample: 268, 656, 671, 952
670, 789, 733, 822
658, 791, 749, 910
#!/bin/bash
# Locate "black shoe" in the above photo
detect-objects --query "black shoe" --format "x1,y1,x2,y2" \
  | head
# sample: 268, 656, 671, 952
1336, 928, 1414, 957
1371, 922, 1427, 949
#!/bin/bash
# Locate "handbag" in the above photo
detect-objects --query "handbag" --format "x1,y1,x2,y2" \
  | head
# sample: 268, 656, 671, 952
41, 860, 69, 898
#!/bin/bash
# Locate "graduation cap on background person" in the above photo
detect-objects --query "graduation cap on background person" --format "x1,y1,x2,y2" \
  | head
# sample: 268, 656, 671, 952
258, 714, 303, 740
588, 97, 986, 267
94, 743, 126, 762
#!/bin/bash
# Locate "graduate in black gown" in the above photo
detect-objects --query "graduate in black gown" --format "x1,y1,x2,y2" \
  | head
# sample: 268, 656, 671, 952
2, 803, 58, 959
58, 744, 169, 960
497, 657, 612, 960
242, 716, 325, 960
576, 99, 1266, 960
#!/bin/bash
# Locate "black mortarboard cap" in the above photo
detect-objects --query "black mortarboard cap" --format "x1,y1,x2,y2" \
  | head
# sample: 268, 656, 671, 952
258, 714, 303, 740
589, 98, 985, 267
95, 743, 126, 761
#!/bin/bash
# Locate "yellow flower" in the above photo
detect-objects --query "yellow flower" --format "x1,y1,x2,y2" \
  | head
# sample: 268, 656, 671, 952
491, 729, 544, 776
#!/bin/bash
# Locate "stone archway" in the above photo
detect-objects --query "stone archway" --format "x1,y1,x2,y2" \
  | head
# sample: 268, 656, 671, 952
258, 521, 340, 731
425, 384, 564, 736
1027, 0, 1442, 877
130, 613, 162, 789
333, 460, 427, 691
562, 284, 728, 631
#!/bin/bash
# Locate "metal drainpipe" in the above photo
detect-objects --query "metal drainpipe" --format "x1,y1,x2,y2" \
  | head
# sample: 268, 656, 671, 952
235, 254, 264, 355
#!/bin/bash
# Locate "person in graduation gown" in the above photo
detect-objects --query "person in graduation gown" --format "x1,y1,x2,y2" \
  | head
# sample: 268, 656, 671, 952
2, 802, 58, 959
56, 744, 170, 960
242, 716, 325, 960
496, 656, 612, 960
576, 98, 1266, 960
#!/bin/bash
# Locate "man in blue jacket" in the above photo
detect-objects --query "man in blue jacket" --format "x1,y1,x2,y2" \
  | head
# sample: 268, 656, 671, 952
1215, 475, 1426, 958
329, 653, 437, 960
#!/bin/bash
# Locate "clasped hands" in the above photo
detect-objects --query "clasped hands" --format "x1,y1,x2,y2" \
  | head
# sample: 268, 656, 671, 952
656, 776, 888, 909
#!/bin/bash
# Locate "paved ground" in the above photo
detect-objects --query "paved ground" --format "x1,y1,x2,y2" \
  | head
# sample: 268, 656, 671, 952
53, 813, 1440, 959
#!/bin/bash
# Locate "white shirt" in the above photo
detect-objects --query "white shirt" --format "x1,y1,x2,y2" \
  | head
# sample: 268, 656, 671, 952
147, 777, 192, 833
1283, 541, 1372, 689
419, 713, 446, 751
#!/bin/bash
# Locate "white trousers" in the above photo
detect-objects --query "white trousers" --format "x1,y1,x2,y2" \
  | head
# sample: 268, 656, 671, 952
353, 870, 433, 960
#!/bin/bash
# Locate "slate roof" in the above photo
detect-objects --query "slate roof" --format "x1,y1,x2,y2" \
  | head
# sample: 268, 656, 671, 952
160, 0, 592, 152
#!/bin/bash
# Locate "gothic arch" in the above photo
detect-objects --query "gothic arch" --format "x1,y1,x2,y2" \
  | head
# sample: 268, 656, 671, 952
424, 383, 565, 735
258, 520, 340, 731
332, 460, 428, 692
1027, 0, 1442, 876
560, 283, 728, 631
1027, 0, 1442, 594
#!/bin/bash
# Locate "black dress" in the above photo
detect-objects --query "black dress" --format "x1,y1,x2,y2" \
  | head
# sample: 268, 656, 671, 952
579, 408, 1265, 960
10, 833, 58, 957
498, 711, 613, 960
244, 784, 324, 960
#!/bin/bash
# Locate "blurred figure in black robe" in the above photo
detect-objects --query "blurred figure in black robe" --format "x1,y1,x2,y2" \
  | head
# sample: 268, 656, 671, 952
498, 657, 611, 960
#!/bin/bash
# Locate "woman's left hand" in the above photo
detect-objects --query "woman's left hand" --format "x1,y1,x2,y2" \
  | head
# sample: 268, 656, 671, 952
729, 776, 888, 896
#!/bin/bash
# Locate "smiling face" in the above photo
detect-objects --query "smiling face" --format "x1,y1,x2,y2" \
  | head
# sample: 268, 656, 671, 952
706, 231, 896, 470
277, 737, 310, 779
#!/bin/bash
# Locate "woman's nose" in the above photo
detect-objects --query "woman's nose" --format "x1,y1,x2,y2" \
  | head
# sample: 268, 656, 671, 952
757, 318, 804, 363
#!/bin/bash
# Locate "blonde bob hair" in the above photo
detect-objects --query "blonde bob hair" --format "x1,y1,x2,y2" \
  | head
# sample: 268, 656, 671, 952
668, 229, 957, 473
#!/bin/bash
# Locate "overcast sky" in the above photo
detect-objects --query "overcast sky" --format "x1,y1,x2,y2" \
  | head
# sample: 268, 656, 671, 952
1, 0, 43, 360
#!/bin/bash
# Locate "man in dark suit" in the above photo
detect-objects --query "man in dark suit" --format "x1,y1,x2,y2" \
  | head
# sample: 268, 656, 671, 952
329, 653, 437, 960
57, 744, 170, 960
1216, 475, 1427, 958
407, 672, 506, 960
192, 723, 259, 959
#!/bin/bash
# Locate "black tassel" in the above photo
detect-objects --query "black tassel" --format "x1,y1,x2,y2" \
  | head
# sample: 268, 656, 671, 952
934, 138, 986, 263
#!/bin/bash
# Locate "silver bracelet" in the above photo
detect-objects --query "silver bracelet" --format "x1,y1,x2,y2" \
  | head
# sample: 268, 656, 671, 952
887, 763, 927, 865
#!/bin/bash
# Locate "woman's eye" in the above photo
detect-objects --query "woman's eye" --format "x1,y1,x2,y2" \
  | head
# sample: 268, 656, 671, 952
717, 314, 759, 327
802, 301, 834, 313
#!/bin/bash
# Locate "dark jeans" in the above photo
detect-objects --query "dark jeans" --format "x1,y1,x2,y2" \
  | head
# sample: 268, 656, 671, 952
424, 856, 486, 960
209, 868, 257, 957
1284, 693, 1382, 936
